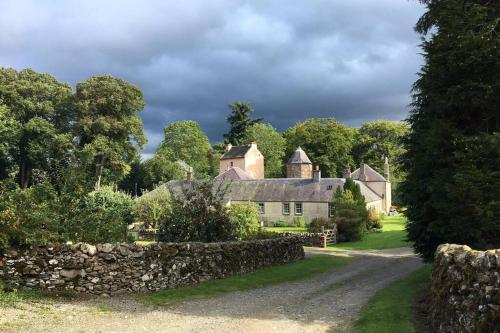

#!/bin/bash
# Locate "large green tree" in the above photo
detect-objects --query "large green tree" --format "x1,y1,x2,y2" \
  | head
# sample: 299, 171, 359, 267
156, 121, 212, 177
0, 68, 73, 188
242, 123, 286, 177
352, 120, 409, 201
401, 0, 500, 260
283, 118, 355, 177
74, 75, 146, 191
223, 101, 262, 145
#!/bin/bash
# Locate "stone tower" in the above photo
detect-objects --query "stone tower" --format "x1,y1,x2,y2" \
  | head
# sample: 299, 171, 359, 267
286, 147, 313, 178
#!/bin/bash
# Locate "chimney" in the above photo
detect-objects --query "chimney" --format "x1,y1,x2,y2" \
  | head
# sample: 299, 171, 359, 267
313, 165, 321, 182
359, 163, 367, 181
384, 156, 390, 181
186, 167, 193, 182
343, 164, 351, 179
250, 142, 257, 149
225, 144, 232, 152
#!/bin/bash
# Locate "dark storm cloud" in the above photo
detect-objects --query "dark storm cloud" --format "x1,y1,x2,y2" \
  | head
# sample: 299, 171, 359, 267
0, 0, 425, 156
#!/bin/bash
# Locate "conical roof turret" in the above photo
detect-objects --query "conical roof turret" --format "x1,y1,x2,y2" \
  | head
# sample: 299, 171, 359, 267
287, 147, 312, 164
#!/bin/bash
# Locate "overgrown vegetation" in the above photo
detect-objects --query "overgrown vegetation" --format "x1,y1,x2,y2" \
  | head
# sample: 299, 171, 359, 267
355, 264, 431, 333
142, 254, 353, 306
401, 0, 500, 260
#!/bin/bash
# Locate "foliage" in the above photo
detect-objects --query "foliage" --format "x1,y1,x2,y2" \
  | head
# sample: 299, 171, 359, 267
0, 180, 62, 251
74, 75, 146, 191
308, 217, 333, 233
157, 180, 236, 242
226, 203, 261, 240
355, 264, 432, 333
134, 187, 172, 229
142, 255, 353, 307
65, 186, 135, 243
156, 121, 212, 178
0, 68, 74, 188
352, 121, 409, 202
223, 101, 262, 145
401, 0, 500, 260
335, 208, 365, 242
273, 221, 289, 227
283, 118, 354, 177
292, 217, 306, 228
242, 123, 286, 177
367, 208, 383, 230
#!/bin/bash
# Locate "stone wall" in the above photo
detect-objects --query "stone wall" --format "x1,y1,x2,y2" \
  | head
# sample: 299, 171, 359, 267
0, 238, 304, 296
430, 244, 499, 333
278, 229, 337, 247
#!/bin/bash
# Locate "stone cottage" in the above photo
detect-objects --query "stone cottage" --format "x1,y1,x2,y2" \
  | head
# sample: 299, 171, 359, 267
166, 144, 391, 225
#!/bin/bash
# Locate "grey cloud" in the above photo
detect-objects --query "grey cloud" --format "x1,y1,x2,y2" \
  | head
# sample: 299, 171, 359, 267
0, 0, 425, 155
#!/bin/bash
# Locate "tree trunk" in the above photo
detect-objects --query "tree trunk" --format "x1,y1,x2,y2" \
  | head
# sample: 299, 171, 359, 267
94, 156, 105, 191
20, 159, 31, 189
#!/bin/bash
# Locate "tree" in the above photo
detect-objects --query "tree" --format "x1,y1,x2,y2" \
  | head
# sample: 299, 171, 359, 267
223, 101, 262, 145
156, 121, 212, 177
242, 123, 286, 177
0, 68, 73, 188
74, 75, 146, 191
351, 121, 409, 201
283, 118, 355, 177
401, 0, 500, 260
0, 105, 19, 180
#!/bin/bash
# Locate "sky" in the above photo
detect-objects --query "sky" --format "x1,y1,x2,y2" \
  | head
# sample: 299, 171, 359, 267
0, 0, 426, 156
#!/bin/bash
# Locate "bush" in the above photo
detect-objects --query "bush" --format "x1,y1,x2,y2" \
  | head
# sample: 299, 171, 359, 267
134, 187, 171, 229
292, 217, 305, 227
366, 208, 383, 230
335, 208, 365, 242
273, 221, 289, 227
308, 217, 334, 233
0, 180, 62, 252
67, 186, 135, 244
226, 203, 260, 240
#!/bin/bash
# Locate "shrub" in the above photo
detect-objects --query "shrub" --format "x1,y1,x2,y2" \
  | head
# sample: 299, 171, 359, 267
366, 208, 383, 230
335, 208, 365, 242
67, 186, 135, 243
134, 187, 171, 229
308, 217, 334, 233
292, 217, 305, 228
0, 180, 62, 252
226, 203, 260, 240
273, 221, 289, 227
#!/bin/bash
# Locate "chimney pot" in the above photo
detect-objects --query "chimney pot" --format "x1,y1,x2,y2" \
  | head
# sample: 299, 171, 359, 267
313, 166, 321, 182
225, 144, 232, 152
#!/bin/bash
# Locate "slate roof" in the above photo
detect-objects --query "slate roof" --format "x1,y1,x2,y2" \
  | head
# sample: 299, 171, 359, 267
214, 167, 255, 180
351, 164, 387, 182
287, 147, 312, 164
165, 178, 382, 203
220, 145, 252, 160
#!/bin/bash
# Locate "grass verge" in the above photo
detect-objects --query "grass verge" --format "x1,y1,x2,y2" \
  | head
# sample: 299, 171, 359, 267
329, 215, 411, 250
142, 254, 353, 306
355, 264, 432, 333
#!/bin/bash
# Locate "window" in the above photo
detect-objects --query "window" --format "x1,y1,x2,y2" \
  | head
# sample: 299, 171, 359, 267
328, 203, 335, 217
282, 203, 290, 215
230, 161, 234, 167
294, 202, 303, 215
327, 185, 333, 190
257, 203, 265, 214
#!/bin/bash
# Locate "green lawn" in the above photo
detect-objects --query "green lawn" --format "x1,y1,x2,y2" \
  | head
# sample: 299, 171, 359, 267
328, 214, 411, 250
142, 254, 353, 306
263, 226, 307, 233
355, 264, 431, 333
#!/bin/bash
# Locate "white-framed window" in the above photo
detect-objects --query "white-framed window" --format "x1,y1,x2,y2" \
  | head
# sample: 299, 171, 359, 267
282, 203, 290, 215
257, 202, 265, 214
230, 161, 234, 167
328, 203, 335, 217
294, 202, 303, 215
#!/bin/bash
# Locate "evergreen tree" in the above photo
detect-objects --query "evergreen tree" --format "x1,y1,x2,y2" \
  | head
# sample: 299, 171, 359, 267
401, 0, 500, 260
223, 101, 262, 145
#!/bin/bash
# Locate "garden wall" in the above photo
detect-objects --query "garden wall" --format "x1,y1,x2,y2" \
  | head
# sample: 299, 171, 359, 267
0, 238, 304, 296
430, 244, 499, 333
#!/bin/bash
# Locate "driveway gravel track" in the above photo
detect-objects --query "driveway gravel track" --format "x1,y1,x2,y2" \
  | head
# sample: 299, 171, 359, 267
0, 247, 422, 333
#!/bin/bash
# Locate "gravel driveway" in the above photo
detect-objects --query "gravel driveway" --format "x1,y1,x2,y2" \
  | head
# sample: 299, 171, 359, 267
0, 247, 422, 333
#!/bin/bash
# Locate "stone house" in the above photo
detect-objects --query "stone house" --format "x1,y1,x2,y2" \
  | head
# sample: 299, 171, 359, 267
167, 144, 391, 225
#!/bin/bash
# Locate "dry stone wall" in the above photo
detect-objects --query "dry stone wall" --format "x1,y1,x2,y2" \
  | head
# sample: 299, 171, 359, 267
431, 244, 499, 333
0, 238, 304, 296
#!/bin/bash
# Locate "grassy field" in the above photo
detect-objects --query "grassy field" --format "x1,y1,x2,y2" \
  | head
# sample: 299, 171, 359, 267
328, 214, 410, 250
142, 254, 353, 306
355, 264, 431, 333
263, 226, 307, 233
